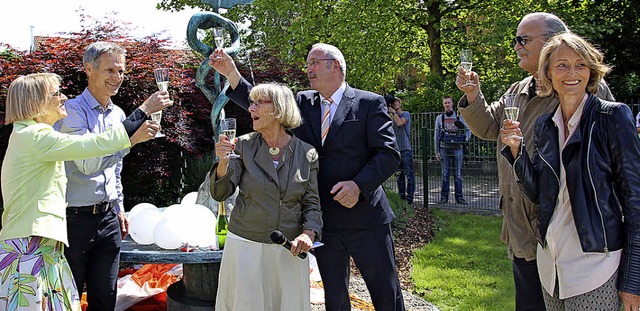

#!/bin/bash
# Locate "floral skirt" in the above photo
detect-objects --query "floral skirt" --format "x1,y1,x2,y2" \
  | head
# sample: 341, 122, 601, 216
0, 236, 80, 311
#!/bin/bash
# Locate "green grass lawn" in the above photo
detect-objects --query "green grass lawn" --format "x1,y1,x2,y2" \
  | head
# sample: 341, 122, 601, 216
412, 208, 514, 311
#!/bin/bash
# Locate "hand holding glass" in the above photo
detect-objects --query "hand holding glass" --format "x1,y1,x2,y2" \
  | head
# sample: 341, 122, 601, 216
503, 94, 522, 141
221, 118, 240, 158
460, 49, 476, 87
213, 27, 226, 49
151, 68, 169, 138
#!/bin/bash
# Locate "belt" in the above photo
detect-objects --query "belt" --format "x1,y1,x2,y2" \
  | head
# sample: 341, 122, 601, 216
67, 202, 112, 214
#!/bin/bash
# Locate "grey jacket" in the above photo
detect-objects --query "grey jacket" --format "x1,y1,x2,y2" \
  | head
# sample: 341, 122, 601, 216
210, 131, 323, 244
458, 76, 614, 260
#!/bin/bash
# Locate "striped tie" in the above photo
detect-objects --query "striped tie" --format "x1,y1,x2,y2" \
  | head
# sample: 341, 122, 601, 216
321, 98, 333, 145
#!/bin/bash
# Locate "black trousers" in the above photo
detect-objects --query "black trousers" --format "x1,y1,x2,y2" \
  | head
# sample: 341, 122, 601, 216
513, 257, 546, 311
314, 223, 405, 311
65, 208, 122, 311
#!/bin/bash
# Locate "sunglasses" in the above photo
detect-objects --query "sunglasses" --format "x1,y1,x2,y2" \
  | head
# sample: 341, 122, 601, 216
511, 33, 548, 47
306, 58, 335, 67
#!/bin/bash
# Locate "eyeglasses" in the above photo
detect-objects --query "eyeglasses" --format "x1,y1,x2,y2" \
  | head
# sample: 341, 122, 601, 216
249, 99, 273, 108
511, 33, 548, 47
306, 58, 335, 67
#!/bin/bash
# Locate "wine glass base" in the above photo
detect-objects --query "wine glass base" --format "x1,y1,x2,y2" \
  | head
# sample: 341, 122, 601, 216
226, 154, 240, 159
154, 133, 166, 138
461, 82, 477, 87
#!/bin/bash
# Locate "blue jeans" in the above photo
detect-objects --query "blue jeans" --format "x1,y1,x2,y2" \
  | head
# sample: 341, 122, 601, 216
440, 147, 463, 201
397, 150, 415, 202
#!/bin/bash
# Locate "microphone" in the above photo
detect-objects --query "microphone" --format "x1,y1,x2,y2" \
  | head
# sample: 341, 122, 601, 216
270, 230, 307, 259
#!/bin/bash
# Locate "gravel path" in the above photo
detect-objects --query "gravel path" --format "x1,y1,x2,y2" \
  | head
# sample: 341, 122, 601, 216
310, 276, 439, 311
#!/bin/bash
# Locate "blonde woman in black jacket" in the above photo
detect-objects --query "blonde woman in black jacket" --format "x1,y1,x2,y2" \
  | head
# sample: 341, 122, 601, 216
501, 33, 640, 310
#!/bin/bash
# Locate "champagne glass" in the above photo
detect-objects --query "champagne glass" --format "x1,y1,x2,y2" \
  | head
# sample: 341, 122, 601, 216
503, 94, 522, 141
213, 27, 226, 49
151, 68, 169, 138
221, 118, 240, 158
460, 49, 476, 87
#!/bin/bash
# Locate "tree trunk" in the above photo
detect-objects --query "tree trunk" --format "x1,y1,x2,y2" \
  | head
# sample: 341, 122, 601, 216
425, 1, 442, 76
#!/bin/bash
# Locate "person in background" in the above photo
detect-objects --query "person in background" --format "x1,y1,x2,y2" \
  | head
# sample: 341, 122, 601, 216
0, 73, 158, 310
434, 95, 470, 204
386, 95, 415, 204
635, 111, 640, 135
455, 12, 614, 311
210, 82, 322, 311
501, 32, 640, 311
209, 43, 405, 311
54, 41, 172, 310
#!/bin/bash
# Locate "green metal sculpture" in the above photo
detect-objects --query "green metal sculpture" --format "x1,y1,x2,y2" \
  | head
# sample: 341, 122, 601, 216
186, 0, 253, 136
188, 0, 252, 212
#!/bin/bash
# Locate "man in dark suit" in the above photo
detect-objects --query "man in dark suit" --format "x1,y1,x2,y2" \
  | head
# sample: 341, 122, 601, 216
209, 43, 405, 311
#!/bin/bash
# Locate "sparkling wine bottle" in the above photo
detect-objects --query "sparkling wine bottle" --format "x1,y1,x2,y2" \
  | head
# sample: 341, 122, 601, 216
216, 201, 228, 249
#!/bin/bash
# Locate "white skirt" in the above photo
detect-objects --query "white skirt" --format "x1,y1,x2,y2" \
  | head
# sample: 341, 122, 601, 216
215, 232, 310, 311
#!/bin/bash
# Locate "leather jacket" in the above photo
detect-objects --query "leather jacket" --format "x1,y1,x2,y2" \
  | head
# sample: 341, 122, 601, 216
502, 94, 640, 295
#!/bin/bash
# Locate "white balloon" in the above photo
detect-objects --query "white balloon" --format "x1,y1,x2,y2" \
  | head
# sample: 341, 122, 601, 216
128, 203, 157, 224
129, 208, 163, 245
162, 204, 185, 220
181, 192, 199, 206
154, 217, 189, 249
181, 203, 217, 247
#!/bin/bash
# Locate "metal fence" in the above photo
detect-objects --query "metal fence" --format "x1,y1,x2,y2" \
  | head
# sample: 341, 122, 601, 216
384, 111, 500, 212
384, 98, 640, 212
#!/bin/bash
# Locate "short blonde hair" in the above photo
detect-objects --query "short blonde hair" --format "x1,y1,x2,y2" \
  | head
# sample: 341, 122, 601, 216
249, 83, 302, 129
538, 33, 611, 97
5, 73, 61, 123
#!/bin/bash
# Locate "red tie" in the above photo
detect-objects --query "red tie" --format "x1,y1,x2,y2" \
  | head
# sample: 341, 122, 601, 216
321, 98, 334, 145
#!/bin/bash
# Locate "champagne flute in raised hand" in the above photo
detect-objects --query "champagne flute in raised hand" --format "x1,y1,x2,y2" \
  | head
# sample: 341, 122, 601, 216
151, 68, 169, 138
460, 49, 476, 87
221, 118, 240, 158
503, 94, 522, 142
213, 27, 226, 49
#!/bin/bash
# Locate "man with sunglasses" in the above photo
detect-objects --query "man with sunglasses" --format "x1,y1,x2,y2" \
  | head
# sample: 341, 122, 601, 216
455, 12, 614, 311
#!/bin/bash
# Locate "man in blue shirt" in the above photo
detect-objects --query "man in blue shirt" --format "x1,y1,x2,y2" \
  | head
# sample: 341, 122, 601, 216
387, 96, 415, 204
55, 41, 172, 310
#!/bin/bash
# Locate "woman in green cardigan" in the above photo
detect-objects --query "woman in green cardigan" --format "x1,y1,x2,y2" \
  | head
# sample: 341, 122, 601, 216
0, 73, 157, 310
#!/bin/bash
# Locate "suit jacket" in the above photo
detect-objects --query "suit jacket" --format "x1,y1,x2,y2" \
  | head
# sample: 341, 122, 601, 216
228, 78, 399, 230
210, 131, 323, 243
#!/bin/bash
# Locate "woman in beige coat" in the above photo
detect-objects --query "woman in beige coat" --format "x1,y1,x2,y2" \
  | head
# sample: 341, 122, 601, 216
210, 82, 322, 311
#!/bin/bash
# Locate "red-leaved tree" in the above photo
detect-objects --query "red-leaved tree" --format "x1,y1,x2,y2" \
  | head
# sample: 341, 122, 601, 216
0, 14, 221, 208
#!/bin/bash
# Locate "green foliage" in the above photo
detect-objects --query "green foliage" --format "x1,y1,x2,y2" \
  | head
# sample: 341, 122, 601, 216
412, 208, 513, 310
183, 152, 216, 193
157, 0, 639, 111
396, 73, 454, 113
